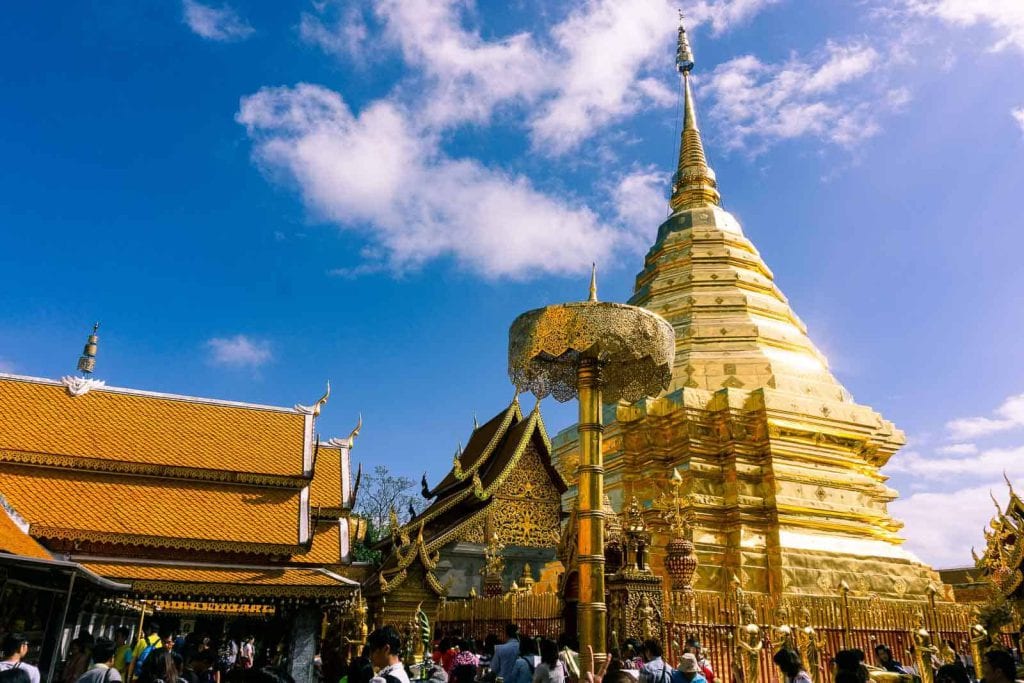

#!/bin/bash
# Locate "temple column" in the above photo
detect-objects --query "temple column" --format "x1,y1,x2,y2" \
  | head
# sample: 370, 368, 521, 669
576, 358, 606, 670
287, 606, 321, 682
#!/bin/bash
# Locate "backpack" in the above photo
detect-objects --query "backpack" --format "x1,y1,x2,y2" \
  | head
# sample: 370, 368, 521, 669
520, 657, 535, 675
137, 637, 158, 669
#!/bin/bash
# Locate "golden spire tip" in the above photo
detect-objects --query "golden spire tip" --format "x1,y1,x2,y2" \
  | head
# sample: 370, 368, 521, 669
76, 321, 100, 376
588, 263, 598, 302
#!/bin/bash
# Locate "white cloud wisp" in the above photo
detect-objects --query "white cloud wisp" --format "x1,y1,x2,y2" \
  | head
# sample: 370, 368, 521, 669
182, 0, 255, 42
911, 0, 1024, 53
207, 335, 272, 368
947, 392, 1024, 439
703, 41, 910, 152
237, 84, 626, 278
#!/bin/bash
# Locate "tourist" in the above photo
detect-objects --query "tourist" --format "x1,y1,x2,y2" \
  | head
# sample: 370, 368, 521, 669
833, 649, 869, 683
131, 624, 163, 680
113, 629, 133, 680
77, 638, 123, 683
144, 651, 186, 683
508, 637, 538, 683
639, 640, 673, 683
219, 638, 239, 674
64, 637, 93, 683
0, 669, 31, 683
534, 640, 565, 683
239, 639, 255, 671
189, 651, 219, 683
684, 639, 714, 683
981, 651, 1016, 683
557, 635, 579, 683
874, 646, 909, 675
139, 629, 179, 683
935, 663, 969, 683
479, 634, 499, 674
673, 654, 707, 683
348, 647, 375, 683
368, 626, 410, 683
622, 641, 642, 671
451, 665, 476, 683
453, 641, 479, 671
492, 625, 521, 682
773, 650, 811, 683
0, 633, 41, 683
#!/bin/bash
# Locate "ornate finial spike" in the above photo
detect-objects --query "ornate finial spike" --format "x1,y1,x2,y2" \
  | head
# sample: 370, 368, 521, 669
669, 17, 720, 213
588, 263, 598, 302
473, 413, 479, 430
294, 380, 331, 416
676, 11, 694, 73
672, 467, 683, 483
1005, 471, 1016, 496
76, 322, 100, 375
991, 490, 1001, 512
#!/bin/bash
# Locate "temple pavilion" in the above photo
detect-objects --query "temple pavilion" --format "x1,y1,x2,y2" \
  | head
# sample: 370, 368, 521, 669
0, 336, 364, 680
551, 18, 946, 605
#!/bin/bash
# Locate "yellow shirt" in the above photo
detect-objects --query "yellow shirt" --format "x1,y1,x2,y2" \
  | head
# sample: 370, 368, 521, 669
130, 635, 161, 676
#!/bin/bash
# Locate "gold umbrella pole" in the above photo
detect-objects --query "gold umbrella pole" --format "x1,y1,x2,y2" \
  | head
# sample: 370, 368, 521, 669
577, 357, 606, 669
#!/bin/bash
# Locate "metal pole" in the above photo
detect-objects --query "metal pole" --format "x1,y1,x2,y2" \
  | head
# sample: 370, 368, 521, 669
576, 357, 606, 675
46, 571, 77, 683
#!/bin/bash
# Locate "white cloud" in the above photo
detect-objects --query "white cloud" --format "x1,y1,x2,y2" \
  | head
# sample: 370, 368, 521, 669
206, 335, 272, 367
611, 168, 669, 248
363, 0, 775, 150
1013, 107, 1024, 134
936, 443, 978, 455
890, 483, 1005, 568
946, 392, 1024, 439
237, 84, 623, 278
299, 6, 370, 61
182, 0, 255, 42
910, 0, 1024, 53
702, 41, 909, 151
885, 444, 1024, 480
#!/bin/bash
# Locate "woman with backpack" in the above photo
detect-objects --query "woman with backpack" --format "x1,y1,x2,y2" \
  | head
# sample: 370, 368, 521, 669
507, 637, 539, 683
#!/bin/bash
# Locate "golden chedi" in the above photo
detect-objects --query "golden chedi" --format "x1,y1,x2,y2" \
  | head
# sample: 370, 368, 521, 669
551, 15, 945, 601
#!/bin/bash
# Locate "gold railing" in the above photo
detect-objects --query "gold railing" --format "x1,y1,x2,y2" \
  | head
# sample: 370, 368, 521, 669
437, 592, 564, 640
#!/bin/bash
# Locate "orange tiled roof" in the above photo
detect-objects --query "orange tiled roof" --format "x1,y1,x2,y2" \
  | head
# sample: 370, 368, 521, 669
0, 465, 303, 554
311, 446, 343, 511
79, 560, 356, 599
0, 507, 51, 560
0, 376, 307, 478
294, 520, 344, 565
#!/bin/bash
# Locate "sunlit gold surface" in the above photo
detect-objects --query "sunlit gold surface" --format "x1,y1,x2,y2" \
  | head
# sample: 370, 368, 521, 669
552, 19, 944, 603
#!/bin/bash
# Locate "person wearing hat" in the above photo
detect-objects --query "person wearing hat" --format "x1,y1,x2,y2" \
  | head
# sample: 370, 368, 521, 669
673, 654, 707, 683
684, 639, 715, 683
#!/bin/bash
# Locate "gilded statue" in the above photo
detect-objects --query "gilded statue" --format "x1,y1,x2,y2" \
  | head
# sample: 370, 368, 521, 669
735, 603, 763, 683
797, 607, 825, 683
773, 602, 796, 651
969, 617, 989, 678
911, 613, 939, 683
639, 594, 656, 640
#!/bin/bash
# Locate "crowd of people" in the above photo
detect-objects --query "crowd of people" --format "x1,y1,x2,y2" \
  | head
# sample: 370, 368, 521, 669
0, 625, 289, 683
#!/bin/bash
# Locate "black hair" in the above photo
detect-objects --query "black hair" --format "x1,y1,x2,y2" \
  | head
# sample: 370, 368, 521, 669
159, 626, 174, 641
873, 644, 892, 657
773, 649, 803, 678
540, 639, 558, 668
0, 669, 31, 683
984, 650, 1016, 681
1, 633, 27, 658
115, 627, 130, 639
835, 670, 863, 683
605, 673, 635, 683
367, 626, 402, 656
935, 663, 970, 683
242, 668, 296, 683
453, 664, 477, 683
348, 656, 375, 683
146, 622, 161, 635
519, 637, 538, 657
92, 637, 117, 664
643, 640, 662, 658
505, 623, 519, 639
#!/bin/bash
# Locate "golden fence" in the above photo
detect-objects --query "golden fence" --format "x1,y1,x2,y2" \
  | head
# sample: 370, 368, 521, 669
437, 592, 564, 640
663, 591, 979, 683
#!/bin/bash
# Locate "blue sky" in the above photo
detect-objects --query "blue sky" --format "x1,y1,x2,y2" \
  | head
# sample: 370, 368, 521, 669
1, 0, 1023, 569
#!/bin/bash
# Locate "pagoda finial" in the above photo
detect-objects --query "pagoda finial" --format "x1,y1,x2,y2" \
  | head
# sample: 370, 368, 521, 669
77, 322, 100, 375
670, 14, 721, 213
589, 263, 598, 302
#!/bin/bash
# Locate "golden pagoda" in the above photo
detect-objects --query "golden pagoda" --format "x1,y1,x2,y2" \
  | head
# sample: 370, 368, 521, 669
552, 16, 945, 602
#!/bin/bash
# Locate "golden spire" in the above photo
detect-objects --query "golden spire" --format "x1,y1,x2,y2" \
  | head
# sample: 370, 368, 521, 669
76, 323, 100, 375
670, 13, 721, 213
588, 263, 598, 302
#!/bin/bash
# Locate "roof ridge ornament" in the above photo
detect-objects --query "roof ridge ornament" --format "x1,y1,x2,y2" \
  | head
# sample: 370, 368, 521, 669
63, 322, 105, 397
589, 263, 598, 302
295, 380, 331, 416
325, 414, 362, 450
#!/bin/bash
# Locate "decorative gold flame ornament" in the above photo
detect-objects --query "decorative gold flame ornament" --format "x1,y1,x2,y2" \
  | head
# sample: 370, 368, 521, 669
508, 265, 675, 673
77, 322, 100, 374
